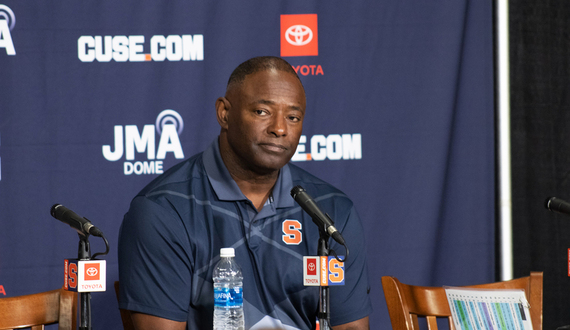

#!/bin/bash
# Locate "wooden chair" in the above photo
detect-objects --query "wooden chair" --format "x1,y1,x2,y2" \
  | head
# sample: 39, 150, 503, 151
114, 281, 135, 330
382, 271, 543, 330
0, 287, 77, 330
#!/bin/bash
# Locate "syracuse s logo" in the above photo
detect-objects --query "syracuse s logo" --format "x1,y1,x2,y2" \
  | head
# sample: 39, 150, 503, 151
282, 219, 302, 245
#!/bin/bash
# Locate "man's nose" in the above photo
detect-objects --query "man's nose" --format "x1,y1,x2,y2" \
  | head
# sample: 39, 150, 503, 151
268, 115, 287, 137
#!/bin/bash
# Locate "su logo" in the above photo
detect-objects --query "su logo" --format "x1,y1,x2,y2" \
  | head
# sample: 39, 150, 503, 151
67, 262, 78, 289
328, 258, 344, 284
282, 219, 302, 245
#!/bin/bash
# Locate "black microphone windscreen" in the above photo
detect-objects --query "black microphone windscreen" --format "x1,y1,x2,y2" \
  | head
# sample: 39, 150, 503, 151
545, 197, 570, 215
291, 186, 305, 199
50, 204, 61, 218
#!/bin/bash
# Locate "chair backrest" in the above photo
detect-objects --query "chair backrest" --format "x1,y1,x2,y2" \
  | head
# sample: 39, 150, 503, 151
382, 271, 543, 330
0, 287, 77, 330
114, 281, 135, 330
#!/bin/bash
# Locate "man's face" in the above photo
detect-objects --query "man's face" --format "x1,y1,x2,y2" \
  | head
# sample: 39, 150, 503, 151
222, 69, 306, 174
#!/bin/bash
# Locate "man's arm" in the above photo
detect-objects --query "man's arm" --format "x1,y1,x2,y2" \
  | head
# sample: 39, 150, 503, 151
119, 198, 193, 329
332, 316, 369, 330
131, 312, 187, 330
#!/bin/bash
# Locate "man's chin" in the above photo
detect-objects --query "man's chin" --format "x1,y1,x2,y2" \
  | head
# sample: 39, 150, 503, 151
251, 158, 291, 175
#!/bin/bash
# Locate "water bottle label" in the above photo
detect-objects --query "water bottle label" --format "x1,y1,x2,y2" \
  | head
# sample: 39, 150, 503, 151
214, 286, 243, 308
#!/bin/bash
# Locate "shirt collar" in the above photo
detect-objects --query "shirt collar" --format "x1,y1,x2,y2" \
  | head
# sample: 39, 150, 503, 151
203, 138, 295, 209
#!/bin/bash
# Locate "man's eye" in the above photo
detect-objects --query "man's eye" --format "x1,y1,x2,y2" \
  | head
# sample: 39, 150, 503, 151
255, 109, 268, 115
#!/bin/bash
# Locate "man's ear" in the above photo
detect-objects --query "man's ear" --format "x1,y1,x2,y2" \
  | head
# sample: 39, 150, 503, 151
215, 97, 231, 129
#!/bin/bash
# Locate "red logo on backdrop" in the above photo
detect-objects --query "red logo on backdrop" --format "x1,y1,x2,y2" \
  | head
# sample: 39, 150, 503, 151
281, 14, 318, 57
0, 285, 5, 296
84, 263, 100, 281
307, 258, 317, 276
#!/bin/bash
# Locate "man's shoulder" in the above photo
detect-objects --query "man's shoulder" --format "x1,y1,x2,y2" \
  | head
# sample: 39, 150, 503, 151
287, 163, 350, 203
137, 152, 205, 197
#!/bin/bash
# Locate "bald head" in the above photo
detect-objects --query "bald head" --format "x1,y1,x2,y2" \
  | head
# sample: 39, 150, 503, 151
215, 57, 306, 177
226, 56, 303, 93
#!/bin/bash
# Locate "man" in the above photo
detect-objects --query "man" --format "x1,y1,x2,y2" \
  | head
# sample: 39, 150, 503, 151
118, 56, 371, 330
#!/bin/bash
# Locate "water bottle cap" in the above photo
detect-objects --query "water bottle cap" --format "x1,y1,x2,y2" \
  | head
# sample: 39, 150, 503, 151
220, 247, 235, 257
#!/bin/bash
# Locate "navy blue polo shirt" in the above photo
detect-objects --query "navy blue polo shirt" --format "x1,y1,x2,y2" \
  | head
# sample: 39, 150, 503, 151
118, 139, 371, 329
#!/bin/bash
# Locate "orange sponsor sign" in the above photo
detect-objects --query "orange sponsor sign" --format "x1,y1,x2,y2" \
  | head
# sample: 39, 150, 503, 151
280, 14, 318, 57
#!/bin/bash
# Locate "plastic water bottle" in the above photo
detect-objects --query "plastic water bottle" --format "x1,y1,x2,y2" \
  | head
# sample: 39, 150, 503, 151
213, 248, 244, 330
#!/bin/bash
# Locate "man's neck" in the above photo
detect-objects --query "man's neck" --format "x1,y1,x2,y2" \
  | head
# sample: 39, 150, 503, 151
231, 173, 277, 211
218, 138, 279, 211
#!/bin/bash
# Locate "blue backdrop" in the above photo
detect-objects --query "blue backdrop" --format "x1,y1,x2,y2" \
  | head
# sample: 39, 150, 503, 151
0, 1, 494, 328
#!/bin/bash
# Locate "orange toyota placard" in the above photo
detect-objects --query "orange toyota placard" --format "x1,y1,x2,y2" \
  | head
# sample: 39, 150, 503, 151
281, 14, 318, 57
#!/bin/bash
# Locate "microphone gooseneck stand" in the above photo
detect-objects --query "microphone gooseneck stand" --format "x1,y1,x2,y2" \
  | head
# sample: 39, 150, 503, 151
78, 234, 92, 330
290, 186, 348, 330
50, 204, 109, 330
77, 232, 110, 330
315, 224, 348, 330
317, 229, 331, 330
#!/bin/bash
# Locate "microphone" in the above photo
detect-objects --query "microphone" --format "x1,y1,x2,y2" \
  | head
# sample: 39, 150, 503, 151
545, 197, 570, 216
291, 185, 345, 245
544, 197, 570, 215
50, 204, 104, 237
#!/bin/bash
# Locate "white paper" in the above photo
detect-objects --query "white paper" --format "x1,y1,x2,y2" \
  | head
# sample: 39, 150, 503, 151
444, 287, 532, 330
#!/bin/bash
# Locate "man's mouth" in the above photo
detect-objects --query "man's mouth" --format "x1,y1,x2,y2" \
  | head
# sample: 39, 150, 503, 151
259, 143, 287, 153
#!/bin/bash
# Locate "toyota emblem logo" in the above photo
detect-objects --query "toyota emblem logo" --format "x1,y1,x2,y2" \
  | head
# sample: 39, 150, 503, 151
308, 263, 316, 271
285, 25, 313, 46
86, 267, 98, 277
